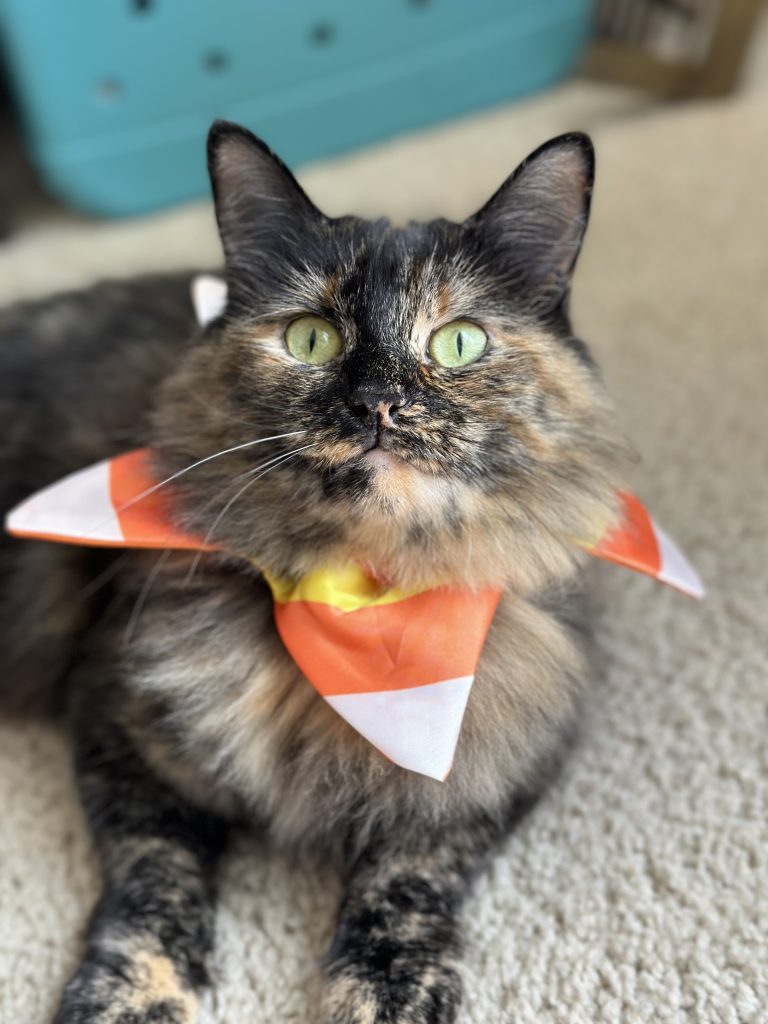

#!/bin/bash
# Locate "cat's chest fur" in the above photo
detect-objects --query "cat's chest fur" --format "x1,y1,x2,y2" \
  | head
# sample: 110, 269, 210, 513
116, 553, 584, 852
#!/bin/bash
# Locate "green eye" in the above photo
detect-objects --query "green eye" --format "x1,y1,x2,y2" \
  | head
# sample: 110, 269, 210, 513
285, 316, 342, 365
428, 321, 487, 368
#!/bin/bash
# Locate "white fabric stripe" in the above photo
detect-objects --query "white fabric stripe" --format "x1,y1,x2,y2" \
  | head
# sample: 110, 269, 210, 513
191, 274, 227, 328
653, 520, 705, 599
5, 459, 124, 544
325, 675, 474, 781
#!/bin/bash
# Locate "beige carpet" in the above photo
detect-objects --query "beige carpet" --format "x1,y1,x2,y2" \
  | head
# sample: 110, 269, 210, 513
1, 85, 766, 1024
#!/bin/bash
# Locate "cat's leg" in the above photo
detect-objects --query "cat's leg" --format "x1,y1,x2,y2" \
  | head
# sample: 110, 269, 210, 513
321, 800, 536, 1024
54, 716, 229, 1024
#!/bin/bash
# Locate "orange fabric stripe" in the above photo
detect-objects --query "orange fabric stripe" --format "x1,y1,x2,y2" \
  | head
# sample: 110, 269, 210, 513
593, 490, 661, 576
110, 450, 211, 551
273, 585, 502, 697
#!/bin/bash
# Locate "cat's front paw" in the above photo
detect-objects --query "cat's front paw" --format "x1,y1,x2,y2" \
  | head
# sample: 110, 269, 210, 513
321, 959, 462, 1024
53, 948, 199, 1024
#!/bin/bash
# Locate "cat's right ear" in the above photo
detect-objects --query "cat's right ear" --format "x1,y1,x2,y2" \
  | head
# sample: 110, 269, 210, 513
207, 121, 324, 270
467, 133, 595, 313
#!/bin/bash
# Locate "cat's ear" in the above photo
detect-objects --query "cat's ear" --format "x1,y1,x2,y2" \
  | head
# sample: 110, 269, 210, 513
468, 132, 594, 311
207, 120, 324, 268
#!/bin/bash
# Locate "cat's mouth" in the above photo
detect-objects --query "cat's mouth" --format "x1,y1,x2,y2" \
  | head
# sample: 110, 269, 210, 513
358, 429, 411, 470
361, 431, 394, 455
363, 446, 400, 470
313, 424, 439, 481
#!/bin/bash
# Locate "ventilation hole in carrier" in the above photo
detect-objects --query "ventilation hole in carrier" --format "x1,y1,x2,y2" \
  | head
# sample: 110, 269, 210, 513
408, 0, 432, 8
309, 22, 335, 46
204, 50, 229, 73
94, 78, 123, 104
132, 0, 153, 12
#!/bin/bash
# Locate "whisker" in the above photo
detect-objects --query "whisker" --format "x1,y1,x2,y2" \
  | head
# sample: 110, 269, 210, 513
122, 549, 172, 648
79, 552, 131, 599
183, 442, 320, 585
110, 430, 308, 519
202, 441, 320, 548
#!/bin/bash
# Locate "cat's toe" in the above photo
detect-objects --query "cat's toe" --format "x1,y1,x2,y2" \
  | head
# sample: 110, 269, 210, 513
321, 961, 462, 1024
53, 949, 199, 1024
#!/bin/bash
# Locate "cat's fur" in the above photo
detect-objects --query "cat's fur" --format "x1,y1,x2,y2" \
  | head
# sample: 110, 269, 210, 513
0, 123, 629, 1023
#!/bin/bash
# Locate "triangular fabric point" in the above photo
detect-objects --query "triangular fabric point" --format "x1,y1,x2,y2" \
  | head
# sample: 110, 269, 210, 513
5, 459, 125, 545
191, 274, 227, 328
653, 521, 705, 599
587, 491, 705, 600
5, 451, 208, 551
325, 675, 475, 781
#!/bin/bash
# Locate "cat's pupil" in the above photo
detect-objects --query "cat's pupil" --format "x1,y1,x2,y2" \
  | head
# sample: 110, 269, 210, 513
308, 327, 316, 353
456, 331, 463, 358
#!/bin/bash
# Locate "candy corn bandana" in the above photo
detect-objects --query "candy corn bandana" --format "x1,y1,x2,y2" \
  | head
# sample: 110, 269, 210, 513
3, 278, 704, 780
4, 446, 704, 781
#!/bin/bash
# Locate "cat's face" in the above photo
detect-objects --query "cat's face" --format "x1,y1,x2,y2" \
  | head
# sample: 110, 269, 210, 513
154, 123, 628, 590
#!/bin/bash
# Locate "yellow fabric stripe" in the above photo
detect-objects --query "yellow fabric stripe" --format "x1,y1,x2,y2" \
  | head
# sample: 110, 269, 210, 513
573, 510, 615, 550
261, 564, 432, 613
260, 505, 618, 612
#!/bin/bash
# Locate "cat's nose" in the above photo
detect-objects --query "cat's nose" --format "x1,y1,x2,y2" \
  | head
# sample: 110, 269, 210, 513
347, 386, 406, 429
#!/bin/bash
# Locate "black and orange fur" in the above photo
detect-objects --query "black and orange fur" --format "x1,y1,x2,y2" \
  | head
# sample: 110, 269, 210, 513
0, 122, 629, 1023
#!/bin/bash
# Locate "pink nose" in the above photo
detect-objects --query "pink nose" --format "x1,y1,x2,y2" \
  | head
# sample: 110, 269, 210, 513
347, 387, 405, 428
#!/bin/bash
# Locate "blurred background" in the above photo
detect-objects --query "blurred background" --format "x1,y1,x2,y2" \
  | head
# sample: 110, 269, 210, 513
0, 0, 766, 236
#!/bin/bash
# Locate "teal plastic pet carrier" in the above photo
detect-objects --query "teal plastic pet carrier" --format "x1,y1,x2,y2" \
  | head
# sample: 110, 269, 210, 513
0, 1, 593, 216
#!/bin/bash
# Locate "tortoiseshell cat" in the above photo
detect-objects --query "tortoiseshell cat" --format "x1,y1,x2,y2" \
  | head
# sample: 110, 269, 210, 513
0, 122, 628, 1023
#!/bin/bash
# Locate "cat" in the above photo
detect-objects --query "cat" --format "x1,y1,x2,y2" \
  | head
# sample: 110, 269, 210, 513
0, 121, 629, 1023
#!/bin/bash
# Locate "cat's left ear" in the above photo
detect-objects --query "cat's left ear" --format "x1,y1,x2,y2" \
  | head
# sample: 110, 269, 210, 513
468, 132, 594, 312
207, 120, 324, 270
